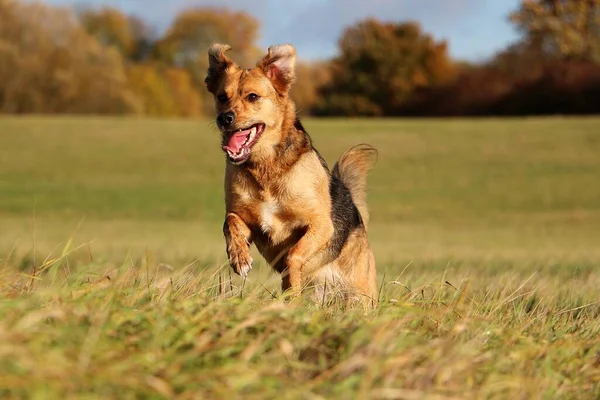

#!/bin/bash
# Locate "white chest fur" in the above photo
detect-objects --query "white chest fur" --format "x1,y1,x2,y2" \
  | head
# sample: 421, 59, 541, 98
260, 201, 280, 233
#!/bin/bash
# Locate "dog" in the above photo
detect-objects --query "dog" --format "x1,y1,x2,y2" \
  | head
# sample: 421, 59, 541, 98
204, 43, 378, 306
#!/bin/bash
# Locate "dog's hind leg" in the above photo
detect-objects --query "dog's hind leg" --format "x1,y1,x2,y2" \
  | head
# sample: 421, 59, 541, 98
285, 220, 335, 294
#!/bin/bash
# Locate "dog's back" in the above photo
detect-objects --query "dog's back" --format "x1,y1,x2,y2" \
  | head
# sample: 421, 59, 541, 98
306, 145, 378, 306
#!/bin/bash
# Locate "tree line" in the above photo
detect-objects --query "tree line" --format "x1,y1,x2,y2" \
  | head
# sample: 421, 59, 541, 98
1, 0, 599, 117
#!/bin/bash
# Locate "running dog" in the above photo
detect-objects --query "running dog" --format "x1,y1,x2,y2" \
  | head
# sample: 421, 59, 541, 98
205, 43, 378, 306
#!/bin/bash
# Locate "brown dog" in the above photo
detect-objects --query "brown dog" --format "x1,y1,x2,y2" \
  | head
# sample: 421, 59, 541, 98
205, 43, 378, 306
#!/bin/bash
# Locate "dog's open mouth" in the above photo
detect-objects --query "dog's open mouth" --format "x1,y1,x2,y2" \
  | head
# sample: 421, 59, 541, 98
222, 123, 265, 164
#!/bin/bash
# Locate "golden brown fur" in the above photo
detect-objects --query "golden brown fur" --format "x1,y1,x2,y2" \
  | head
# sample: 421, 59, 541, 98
332, 144, 378, 229
205, 43, 378, 307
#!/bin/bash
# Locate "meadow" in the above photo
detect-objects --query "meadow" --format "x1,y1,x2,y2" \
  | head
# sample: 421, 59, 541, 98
0, 116, 599, 399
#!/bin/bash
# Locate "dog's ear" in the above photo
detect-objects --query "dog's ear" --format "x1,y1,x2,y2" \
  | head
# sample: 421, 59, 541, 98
257, 44, 296, 94
205, 43, 233, 94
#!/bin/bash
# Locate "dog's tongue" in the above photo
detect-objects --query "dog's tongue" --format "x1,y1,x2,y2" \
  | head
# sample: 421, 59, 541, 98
223, 130, 250, 153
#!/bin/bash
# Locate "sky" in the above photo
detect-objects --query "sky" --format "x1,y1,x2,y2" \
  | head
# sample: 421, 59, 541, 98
43, 0, 522, 62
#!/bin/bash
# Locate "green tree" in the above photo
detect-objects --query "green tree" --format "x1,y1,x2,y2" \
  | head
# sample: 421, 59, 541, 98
315, 19, 456, 116
510, 0, 600, 63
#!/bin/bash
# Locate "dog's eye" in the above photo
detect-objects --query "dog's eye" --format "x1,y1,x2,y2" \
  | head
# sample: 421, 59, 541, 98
246, 93, 259, 102
217, 94, 228, 103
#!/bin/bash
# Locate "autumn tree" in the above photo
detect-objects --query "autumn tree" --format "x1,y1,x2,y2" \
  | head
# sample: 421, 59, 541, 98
510, 0, 600, 63
164, 68, 203, 117
79, 7, 134, 56
156, 7, 261, 114
78, 7, 155, 61
0, 1, 140, 114
77, 6, 204, 116
290, 61, 331, 115
126, 64, 203, 117
125, 64, 177, 116
315, 19, 456, 116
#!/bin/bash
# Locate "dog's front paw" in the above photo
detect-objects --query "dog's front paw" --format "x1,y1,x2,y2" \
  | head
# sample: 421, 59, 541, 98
227, 245, 253, 278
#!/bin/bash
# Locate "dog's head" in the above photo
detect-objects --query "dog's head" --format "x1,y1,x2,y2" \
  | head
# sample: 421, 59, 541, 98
205, 43, 297, 166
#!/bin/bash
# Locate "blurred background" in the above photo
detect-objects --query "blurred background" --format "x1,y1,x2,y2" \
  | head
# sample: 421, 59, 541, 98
1, 0, 599, 117
0, 0, 599, 273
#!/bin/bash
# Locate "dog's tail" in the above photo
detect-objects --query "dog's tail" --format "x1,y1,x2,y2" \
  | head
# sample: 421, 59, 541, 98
332, 144, 378, 229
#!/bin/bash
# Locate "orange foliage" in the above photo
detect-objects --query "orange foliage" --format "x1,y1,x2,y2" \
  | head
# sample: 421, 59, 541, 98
126, 64, 177, 116
79, 7, 135, 56
290, 61, 331, 116
0, 1, 140, 114
164, 68, 203, 117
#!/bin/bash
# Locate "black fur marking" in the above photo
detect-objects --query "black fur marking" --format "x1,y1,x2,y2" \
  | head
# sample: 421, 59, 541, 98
222, 219, 230, 237
293, 118, 305, 132
294, 118, 330, 172
273, 117, 312, 157
295, 117, 355, 257
313, 145, 330, 172
329, 175, 362, 259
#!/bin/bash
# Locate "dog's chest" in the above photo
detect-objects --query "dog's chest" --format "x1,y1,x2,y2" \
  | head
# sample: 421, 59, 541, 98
254, 195, 303, 245
260, 200, 279, 233
230, 176, 308, 244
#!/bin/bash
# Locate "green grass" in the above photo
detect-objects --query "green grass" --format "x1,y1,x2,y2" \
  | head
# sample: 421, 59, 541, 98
1, 116, 600, 398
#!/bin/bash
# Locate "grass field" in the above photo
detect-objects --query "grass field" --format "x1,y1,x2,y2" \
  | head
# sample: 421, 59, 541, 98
1, 116, 599, 398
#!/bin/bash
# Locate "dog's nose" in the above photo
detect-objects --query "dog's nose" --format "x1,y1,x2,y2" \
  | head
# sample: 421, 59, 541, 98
217, 112, 236, 128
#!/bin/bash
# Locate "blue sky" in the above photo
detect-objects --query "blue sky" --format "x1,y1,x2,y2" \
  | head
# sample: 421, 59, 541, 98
44, 0, 522, 62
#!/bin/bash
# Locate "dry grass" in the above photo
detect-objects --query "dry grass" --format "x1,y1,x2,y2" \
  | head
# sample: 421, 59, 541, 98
1, 252, 599, 399
1, 116, 600, 398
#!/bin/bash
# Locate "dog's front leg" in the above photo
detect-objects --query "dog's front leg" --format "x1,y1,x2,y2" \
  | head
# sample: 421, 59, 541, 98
223, 213, 253, 277
284, 220, 334, 293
